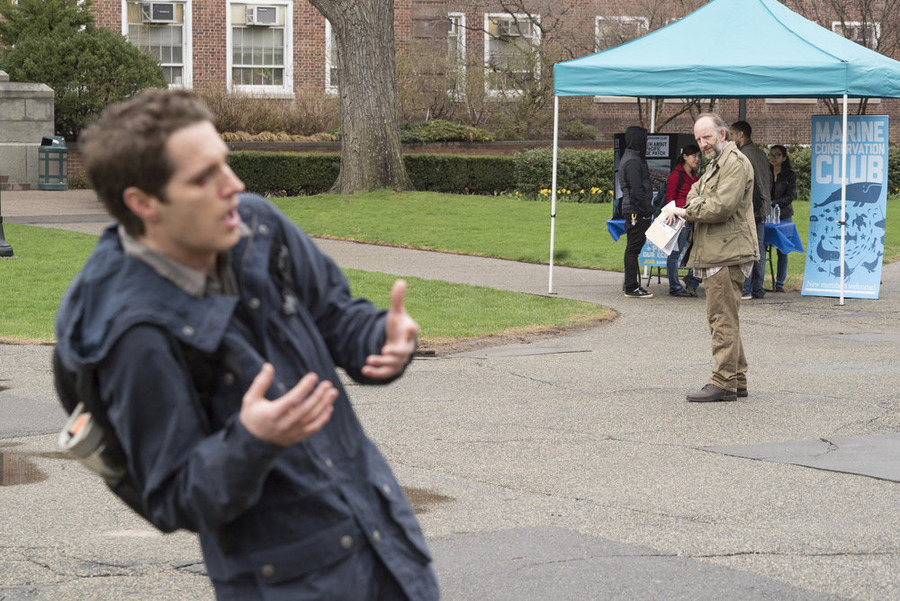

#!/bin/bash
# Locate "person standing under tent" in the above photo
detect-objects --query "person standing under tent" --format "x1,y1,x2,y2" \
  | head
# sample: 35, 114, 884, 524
667, 113, 757, 402
664, 143, 702, 297
619, 125, 654, 298
731, 120, 771, 300
768, 144, 796, 292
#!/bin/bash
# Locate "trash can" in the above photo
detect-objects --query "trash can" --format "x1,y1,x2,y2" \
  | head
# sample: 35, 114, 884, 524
38, 135, 68, 191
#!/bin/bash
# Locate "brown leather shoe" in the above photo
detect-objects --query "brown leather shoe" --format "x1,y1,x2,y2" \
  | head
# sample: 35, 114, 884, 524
686, 384, 737, 402
737, 388, 748, 398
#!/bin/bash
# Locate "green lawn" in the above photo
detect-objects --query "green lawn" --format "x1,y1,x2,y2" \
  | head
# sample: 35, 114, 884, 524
273, 191, 900, 290
0, 223, 611, 344
4, 190, 894, 343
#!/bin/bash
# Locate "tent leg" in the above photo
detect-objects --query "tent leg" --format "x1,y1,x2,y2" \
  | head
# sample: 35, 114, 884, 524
839, 94, 847, 306
549, 96, 559, 295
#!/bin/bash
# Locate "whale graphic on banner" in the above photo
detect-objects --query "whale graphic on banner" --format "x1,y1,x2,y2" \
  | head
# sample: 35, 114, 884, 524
813, 182, 882, 208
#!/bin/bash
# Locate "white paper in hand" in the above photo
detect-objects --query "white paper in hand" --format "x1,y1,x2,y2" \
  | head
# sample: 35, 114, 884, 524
646, 201, 684, 255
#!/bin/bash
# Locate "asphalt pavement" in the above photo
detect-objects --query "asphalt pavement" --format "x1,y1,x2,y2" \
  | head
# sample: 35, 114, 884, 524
1, 190, 898, 600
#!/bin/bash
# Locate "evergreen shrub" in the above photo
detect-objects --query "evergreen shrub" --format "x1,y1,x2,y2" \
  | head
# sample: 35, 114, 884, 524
400, 120, 494, 143
515, 148, 615, 201
229, 152, 515, 195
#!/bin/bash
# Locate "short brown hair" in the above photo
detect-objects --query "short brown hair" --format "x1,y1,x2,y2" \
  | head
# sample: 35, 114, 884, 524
78, 89, 214, 236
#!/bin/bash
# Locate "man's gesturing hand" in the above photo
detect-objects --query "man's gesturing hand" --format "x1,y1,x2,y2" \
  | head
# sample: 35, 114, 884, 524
240, 363, 337, 447
361, 279, 420, 380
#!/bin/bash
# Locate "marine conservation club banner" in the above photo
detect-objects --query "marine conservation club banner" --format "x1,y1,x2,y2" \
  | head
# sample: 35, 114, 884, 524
803, 115, 888, 299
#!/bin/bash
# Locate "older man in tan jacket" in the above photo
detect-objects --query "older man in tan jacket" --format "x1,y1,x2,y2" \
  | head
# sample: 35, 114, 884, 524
668, 113, 757, 402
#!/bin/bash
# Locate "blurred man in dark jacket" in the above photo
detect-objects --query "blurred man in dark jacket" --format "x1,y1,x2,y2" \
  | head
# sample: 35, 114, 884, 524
54, 89, 440, 600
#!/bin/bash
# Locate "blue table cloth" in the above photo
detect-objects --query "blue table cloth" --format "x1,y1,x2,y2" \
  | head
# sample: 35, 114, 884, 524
763, 221, 804, 290
606, 219, 626, 242
763, 221, 804, 254
611, 219, 803, 253
610, 219, 804, 290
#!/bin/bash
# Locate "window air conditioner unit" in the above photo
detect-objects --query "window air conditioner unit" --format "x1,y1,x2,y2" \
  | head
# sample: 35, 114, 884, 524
247, 6, 277, 26
141, 2, 176, 24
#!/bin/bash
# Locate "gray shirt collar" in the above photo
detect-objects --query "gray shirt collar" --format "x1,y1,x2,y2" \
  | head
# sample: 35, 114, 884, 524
118, 224, 243, 297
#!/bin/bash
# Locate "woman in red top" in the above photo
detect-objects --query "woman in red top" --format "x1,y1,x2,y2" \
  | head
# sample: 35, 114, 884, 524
665, 144, 702, 296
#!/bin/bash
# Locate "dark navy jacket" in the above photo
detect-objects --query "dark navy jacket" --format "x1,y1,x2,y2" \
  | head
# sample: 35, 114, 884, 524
54, 194, 438, 599
619, 126, 652, 217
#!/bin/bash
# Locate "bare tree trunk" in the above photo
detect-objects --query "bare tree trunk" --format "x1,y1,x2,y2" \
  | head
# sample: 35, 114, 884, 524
308, 0, 411, 193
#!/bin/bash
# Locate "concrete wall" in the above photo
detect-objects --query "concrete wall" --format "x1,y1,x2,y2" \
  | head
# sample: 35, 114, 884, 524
0, 71, 55, 187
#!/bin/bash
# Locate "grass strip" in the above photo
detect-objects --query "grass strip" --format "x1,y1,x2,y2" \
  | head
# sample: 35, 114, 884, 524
0, 223, 610, 344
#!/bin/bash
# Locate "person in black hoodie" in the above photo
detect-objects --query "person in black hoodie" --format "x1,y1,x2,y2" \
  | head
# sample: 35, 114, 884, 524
619, 125, 654, 298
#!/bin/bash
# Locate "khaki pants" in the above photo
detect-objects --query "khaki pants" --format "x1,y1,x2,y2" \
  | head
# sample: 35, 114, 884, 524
703, 265, 747, 391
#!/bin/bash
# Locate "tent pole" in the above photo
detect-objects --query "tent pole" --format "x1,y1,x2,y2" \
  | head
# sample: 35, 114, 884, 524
839, 94, 848, 306
548, 96, 559, 294
650, 98, 657, 133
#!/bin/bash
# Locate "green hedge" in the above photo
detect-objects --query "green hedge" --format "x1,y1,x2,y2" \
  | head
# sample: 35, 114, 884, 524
229, 152, 340, 196
230, 145, 900, 199
515, 147, 615, 202
229, 151, 515, 195
400, 120, 494, 143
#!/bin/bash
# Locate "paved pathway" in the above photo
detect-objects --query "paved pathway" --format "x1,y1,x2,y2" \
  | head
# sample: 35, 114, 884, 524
1, 190, 898, 600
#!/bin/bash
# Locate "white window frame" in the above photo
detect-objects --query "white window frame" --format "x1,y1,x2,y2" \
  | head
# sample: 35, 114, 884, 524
592, 16, 648, 103
325, 19, 338, 95
483, 13, 541, 97
448, 12, 466, 98
227, 0, 293, 97
832, 20, 881, 49
122, 0, 192, 88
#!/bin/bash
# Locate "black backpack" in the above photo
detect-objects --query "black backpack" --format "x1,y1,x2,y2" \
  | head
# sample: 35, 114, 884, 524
652, 170, 685, 218
54, 339, 220, 531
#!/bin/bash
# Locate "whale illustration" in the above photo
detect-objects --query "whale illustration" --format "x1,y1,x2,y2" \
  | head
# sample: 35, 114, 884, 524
816, 238, 841, 262
814, 182, 882, 208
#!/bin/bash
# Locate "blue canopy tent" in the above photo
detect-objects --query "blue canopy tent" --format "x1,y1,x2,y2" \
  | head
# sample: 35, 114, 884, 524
548, 0, 900, 302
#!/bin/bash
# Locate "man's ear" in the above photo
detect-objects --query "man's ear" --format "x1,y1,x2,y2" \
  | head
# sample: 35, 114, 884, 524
122, 187, 161, 223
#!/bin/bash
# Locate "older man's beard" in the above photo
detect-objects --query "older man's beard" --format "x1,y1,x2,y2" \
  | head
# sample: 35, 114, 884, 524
705, 137, 726, 161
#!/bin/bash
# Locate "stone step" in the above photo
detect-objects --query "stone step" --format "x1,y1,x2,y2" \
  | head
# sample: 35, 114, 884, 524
0, 181, 31, 191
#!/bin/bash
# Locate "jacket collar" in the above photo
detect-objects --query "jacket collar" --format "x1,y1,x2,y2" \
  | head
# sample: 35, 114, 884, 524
55, 224, 240, 371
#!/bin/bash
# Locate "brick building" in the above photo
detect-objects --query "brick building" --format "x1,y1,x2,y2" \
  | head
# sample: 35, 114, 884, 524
88, 0, 900, 145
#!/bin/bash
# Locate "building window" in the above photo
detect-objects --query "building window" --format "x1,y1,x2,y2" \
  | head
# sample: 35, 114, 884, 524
595, 16, 649, 52
228, 2, 292, 95
832, 21, 881, 49
484, 13, 540, 96
124, 1, 190, 87
448, 12, 466, 97
325, 20, 338, 95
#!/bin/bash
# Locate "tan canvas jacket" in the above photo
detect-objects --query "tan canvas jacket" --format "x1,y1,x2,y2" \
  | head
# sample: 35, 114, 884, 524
684, 141, 759, 268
